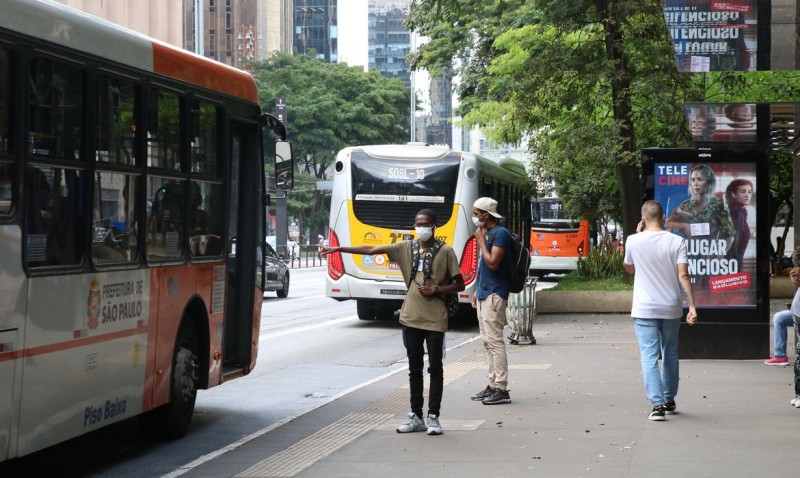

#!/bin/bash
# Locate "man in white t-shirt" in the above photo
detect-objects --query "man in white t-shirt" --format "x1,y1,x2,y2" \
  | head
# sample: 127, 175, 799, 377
624, 200, 698, 421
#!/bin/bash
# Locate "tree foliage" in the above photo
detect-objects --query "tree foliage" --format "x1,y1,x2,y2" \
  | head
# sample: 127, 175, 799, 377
408, 0, 796, 247
408, 0, 692, 244
251, 52, 412, 238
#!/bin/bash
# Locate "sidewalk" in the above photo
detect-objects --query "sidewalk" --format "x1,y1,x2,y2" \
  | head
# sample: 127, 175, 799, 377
180, 307, 795, 478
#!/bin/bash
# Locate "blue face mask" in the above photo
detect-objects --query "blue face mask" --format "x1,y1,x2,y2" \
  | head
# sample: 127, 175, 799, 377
415, 226, 434, 241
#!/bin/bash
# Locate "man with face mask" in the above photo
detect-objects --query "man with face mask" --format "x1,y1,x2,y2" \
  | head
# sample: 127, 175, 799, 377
320, 209, 464, 435
469, 197, 514, 405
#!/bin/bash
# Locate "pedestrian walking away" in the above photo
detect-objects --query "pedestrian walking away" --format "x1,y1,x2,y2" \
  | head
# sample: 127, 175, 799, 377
470, 197, 513, 405
624, 200, 697, 421
320, 209, 464, 435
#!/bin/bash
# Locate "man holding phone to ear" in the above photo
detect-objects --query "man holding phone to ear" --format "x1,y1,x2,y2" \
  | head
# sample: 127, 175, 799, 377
624, 200, 697, 421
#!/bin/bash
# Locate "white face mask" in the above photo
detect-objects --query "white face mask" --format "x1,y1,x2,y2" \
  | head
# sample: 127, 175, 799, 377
415, 226, 434, 241
472, 216, 485, 228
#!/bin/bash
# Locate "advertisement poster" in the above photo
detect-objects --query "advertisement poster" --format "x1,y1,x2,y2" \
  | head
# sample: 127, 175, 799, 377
662, 0, 759, 72
655, 161, 757, 307
685, 103, 756, 144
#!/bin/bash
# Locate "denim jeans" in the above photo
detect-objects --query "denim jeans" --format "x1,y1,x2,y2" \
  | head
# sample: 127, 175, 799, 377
794, 315, 800, 395
634, 318, 681, 406
402, 325, 445, 418
772, 309, 794, 358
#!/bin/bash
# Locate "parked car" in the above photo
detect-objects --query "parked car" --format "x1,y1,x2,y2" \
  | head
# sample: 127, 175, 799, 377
262, 242, 290, 298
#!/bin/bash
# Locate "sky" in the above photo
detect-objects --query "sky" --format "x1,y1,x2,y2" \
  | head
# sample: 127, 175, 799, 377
337, 0, 431, 114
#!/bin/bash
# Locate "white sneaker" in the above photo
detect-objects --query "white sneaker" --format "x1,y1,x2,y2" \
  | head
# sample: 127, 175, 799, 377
396, 412, 426, 433
792, 396, 800, 408
426, 414, 442, 435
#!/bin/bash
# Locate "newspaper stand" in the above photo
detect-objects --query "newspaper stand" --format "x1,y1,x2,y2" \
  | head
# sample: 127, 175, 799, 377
506, 276, 537, 345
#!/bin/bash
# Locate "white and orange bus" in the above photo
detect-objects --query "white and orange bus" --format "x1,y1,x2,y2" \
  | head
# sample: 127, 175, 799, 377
325, 144, 530, 320
529, 197, 590, 278
0, 0, 293, 460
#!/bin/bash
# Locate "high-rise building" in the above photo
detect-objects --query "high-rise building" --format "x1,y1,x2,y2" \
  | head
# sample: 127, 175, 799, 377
55, 1, 293, 71
368, 1, 411, 86
185, 0, 293, 69
52, 0, 183, 47
294, 0, 338, 62
427, 68, 453, 147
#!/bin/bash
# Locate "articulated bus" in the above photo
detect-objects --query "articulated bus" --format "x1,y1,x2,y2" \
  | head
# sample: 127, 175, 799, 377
325, 144, 530, 320
528, 197, 590, 278
0, 0, 293, 460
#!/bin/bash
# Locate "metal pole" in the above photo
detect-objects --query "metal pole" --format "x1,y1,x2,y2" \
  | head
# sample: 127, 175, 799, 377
409, 33, 415, 142
195, 0, 204, 56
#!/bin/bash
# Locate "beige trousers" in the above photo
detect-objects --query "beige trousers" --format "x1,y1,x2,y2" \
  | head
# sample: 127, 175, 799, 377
477, 293, 508, 390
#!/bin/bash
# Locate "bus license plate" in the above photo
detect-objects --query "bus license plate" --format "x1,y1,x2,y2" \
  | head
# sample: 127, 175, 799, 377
381, 289, 406, 296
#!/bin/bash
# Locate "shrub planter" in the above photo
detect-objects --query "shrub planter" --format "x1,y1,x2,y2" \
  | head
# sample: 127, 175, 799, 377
537, 277, 794, 314
536, 290, 632, 314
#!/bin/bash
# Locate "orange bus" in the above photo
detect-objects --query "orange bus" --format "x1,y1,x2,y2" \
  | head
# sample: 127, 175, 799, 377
529, 197, 590, 278
0, 0, 293, 460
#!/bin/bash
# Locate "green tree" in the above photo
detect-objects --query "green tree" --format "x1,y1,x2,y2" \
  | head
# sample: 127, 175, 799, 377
252, 52, 412, 239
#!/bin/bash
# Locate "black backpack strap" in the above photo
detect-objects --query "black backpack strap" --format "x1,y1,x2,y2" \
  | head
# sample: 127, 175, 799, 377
409, 240, 420, 287
424, 240, 445, 282
411, 240, 447, 286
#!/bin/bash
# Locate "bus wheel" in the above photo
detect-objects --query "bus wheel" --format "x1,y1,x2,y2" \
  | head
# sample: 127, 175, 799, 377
356, 300, 375, 320
277, 272, 290, 298
140, 321, 200, 440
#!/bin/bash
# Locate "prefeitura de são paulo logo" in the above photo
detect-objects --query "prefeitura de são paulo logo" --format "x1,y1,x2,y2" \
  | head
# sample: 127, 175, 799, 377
87, 276, 101, 329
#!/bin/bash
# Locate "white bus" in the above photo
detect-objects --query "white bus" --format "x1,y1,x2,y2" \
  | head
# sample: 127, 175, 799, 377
0, 0, 293, 460
325, 144, 530, 320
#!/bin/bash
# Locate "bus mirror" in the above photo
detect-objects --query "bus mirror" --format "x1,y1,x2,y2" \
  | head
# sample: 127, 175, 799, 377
275, 140, 294, 191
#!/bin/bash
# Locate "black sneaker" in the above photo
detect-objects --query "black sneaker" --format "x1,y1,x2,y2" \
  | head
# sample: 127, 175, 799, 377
471, 385, 494, 401
648, 405, 666, 421
664, 401, 676, 414
482, 388, 511, 405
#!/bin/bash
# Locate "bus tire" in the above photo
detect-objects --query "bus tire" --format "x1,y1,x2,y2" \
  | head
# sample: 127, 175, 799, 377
140, 320, 200, 440
356, 299, 375, 320
277, 272, 290, 298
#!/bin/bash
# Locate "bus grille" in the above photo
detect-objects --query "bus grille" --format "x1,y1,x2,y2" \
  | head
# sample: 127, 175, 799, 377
353, 202, 454, 229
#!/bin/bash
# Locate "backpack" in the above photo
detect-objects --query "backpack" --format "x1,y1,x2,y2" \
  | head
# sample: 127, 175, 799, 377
410, 239, 459, 318
505, 231, 531, 293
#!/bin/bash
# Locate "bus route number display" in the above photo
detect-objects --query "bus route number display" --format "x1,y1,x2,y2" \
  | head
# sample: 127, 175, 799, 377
387, 167, 426, 180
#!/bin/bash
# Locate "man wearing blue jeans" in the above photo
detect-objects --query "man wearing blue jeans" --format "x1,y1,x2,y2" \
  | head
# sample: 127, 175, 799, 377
624, 200, 698, 421
764, 309, 793, 366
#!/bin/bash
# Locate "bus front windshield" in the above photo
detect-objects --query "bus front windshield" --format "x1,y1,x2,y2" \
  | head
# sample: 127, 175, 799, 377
532, 199, 572, 224
350, 151, 460, 228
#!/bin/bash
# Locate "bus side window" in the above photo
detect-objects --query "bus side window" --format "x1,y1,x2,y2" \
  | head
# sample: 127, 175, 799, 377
189, 181, 223, 257
147, 178, 185, 261
92, 172, 138, 264
25, 166, 86, 267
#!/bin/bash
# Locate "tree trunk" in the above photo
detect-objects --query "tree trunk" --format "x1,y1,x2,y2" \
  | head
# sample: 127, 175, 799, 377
600, 0, 640, 282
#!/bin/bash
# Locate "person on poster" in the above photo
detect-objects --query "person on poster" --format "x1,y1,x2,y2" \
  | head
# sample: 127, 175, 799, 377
724, 178, 754, 266
666, 163, 735, 249
688, 106, 717, 142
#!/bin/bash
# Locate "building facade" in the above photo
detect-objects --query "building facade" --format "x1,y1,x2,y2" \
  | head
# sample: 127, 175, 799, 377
368, 1, 411, 86
184, 0, 293, 69
52, 0, 183, 47
294, 0, 338, 62
427, 69, 453, 147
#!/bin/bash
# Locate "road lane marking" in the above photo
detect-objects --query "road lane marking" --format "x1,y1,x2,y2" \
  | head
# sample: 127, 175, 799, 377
259, 315, 359, 341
